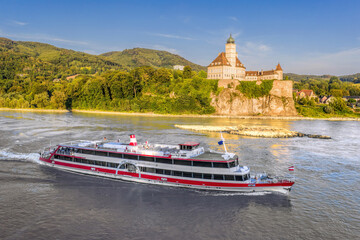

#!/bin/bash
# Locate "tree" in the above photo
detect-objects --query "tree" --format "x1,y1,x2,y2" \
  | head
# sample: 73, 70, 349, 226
31, 92, 50, 108
50, 90, 67, 109
329, 97, 348, 112
183, 66, 192, 79
197, 70, 207, 78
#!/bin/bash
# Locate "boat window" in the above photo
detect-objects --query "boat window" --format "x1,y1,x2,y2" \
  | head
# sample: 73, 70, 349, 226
123, 154, 138, 160
164, 170, 171, 175
225, 175, 235, 181
109, 163, 118, 168
173, 171, 183, 177
139, 156, 155, 162
214, 174, 224, 180
88, 160, 94, 165
213, 162, 228, 168
141, 167, 155, 173
228, 161, 236, 168
183, 172, 192, 178
203, 174, 212, 179
174, 159, 192, 166
193, 173, 203, 179
77, 149, 82, 153
81, 159, 89, 164
235, 175, 243, 181
156, 158, 172, 164
156, 169, 164, 174
82, 149, 94, 155
109, 152, 123, 158
95, 151, 108, 157
193, 161, 212, 167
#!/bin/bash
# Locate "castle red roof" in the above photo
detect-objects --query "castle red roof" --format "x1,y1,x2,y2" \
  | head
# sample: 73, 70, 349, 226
236, 57, 245, 68
245, 71, 259, 76
276, 63, 283, 71
245, 70, 276, 76
208, 52, 231, 67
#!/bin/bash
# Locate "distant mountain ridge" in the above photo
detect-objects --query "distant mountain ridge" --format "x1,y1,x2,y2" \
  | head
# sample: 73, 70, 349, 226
0, 37, 205, 78
100, 48, 205, 71
285, 73, 360, 82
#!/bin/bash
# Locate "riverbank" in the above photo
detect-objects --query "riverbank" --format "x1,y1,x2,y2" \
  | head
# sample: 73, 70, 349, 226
1, 107, 359, 121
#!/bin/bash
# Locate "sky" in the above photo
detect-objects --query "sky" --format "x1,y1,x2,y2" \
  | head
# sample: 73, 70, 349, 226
0, 0, 359, 75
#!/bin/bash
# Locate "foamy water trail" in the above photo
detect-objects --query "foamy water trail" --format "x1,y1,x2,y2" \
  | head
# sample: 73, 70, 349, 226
196, 190, 273, 196
0, 149, 40, 163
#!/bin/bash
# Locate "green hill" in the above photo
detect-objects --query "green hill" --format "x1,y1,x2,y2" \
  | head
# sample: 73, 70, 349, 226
0, 37, 120, 80
285, 72, 360, 83
0, 38, 205, 81
101, 48, 206, 71
284, 73, 332, 82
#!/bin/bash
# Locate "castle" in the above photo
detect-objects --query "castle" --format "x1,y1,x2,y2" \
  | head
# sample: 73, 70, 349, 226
207, 35, 283, 82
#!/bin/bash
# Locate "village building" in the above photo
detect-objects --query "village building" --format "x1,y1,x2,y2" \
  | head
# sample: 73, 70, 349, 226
296, 89, 316, 99
207, 35, 283, 82
173, 65, 184, 71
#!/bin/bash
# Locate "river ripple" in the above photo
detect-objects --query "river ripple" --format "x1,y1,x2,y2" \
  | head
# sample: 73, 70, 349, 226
0, 111, 359, 240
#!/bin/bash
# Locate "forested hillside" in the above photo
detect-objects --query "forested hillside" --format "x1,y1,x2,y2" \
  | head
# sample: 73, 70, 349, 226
0, 38, 216, 114
0, 37, 120, 81
101, 48, 205, 71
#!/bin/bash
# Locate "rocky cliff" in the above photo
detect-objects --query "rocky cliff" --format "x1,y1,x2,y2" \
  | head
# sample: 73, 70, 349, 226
211, 80, 297, 116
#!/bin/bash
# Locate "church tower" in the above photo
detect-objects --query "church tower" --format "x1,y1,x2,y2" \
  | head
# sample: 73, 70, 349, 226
225, 34, 237, 68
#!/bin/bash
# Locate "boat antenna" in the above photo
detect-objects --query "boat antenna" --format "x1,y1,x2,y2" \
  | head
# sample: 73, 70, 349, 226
220, 132, 228, 153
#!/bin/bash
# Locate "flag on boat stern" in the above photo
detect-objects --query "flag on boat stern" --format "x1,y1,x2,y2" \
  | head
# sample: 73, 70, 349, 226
218, 140, 224, 145
288, 166, 294, 171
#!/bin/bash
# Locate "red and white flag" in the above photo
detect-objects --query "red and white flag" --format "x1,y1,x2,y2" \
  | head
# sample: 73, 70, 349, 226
288, 166, 294, 171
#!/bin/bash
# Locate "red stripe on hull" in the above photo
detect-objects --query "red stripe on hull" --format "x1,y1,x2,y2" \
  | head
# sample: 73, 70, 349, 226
39, 158, 294, 188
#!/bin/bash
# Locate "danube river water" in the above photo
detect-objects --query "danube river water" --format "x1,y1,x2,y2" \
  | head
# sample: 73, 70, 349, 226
0, 111, 359, 240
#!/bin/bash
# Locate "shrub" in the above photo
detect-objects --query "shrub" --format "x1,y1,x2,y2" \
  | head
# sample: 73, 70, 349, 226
236, 80, 274, 98
329, 97, 349, 112
323, 105, 334, 114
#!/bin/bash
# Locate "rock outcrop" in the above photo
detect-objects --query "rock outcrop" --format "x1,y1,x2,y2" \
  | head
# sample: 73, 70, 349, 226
211, 80, 297, 116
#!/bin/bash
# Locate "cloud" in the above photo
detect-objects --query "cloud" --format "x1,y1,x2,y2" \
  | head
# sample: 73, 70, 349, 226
137, 43, 179, 54
10, 20, 28, 26
150, 33, 195, 40
240, 42, 272, 55
228, 16, 238, 22
0, 30, 88, 46
287, 47, 360, 75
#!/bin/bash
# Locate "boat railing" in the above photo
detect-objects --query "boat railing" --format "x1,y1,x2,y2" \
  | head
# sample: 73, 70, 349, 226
253, 174, 295, 184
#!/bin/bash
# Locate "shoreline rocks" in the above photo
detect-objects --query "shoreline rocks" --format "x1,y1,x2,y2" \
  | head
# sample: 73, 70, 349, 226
174, 124, 331, 139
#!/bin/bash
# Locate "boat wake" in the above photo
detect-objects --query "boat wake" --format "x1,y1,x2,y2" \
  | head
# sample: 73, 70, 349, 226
196, 190, 272, 196
0, 149, 41, 163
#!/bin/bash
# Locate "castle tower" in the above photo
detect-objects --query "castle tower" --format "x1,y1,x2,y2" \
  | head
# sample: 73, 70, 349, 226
275, 63, 283, 80
225, 34, 237, 68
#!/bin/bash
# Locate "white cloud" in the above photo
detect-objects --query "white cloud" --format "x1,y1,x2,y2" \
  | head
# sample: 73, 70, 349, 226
137, 43, 179, 54
240, 41, 272, 55
287, 47, 360, 75
0, 30, 88, 46
10, 20, 28, 26
150, 33, 195, 40
228, 16, 238, 22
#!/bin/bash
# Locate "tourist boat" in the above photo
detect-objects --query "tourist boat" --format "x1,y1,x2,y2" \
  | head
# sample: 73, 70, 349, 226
39, 135, 294, 193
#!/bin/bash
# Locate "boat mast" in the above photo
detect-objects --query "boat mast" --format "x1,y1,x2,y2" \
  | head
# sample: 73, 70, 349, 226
220, 132, 228, 153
